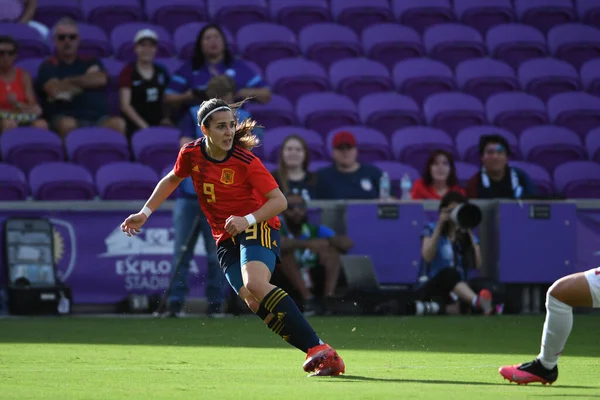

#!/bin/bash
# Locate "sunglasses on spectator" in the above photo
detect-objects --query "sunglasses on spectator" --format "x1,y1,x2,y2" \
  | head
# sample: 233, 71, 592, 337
56, 34, 78, 41
0, 50, 16, 56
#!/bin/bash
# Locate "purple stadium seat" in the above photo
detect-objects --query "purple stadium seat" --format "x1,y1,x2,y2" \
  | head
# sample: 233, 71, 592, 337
576, 0, 600, 27
329, 58, 392, 102
553, 161, 600, 198
76, 22, 111, 58
518, 58, 580, 102
587, 127, 600, 163
392, 58, 456, 104
0, 163, 28, 201
131, 127, 181, 174
245, 94, 297, 130
207, 0, 268, 34
547, 92, 600, 139
456, 126, 519, 164
155, 58, 184, 76
520, 126, 585, 172
0, 128, 64, 174
65, 127, 130, 173
173, 23, 237, 60
423, 23, 486, 69
96, 162, 159, 200
456, 58, 518, 101
331, 0, 393, 33
236, 23, 300, 70
29, 162, 96, 200
262, 127, 326, 162
372, 161, 420, 196
454, 0, 515, 34
101, 57, 124, 115
358, 92, 422, 138
326, 126, 391, 162
270, 0, 331, 34
548, 24, 600, 69
81, 0, 143, 34
392, 0, 455, 34
514, 0, 575, 35
296, 92, 359, 135
308, 160, 332, 172
486, 24, 548, 69
361, 24, 424, 70
423, 92, 486, 137
454, 161, 478, 187
266, 59, 329, 104
145, 0, 209, 34
0, 23, 49, 59
34, 0, 83, 28
391, 126, 456, 172
298, 23, 363, 69
509, 161, 554, 196
581, 59, 600, 97
15, 58, 44, 79
111, 23, 174, 62
486, 92, 548, 135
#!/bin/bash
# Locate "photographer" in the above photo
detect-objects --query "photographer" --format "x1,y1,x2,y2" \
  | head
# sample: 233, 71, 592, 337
414, 191, 493, 316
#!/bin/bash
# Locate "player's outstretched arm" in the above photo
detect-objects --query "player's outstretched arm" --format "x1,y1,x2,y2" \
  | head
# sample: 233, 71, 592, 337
225, 188, 287, 236
121, 171, 184, 236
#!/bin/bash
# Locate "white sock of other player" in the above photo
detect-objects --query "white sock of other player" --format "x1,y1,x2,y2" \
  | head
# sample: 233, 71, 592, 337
537, 294, 573, 370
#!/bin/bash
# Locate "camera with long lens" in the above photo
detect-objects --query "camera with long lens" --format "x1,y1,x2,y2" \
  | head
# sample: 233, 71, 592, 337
450, 202, 482, 230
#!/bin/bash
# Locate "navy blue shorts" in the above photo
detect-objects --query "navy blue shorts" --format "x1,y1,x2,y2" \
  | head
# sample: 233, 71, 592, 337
216, 221, 281, 293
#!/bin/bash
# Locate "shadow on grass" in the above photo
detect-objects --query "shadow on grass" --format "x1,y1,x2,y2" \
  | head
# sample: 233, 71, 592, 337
332, 375, 600, 390
0, 315, 599, 357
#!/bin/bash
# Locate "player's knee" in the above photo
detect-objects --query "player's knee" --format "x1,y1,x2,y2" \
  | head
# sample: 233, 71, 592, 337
548, 277, 570, 304
243, 295, 260, 313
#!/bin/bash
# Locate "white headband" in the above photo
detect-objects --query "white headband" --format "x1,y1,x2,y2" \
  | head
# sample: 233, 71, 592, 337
199, 106, 232, 127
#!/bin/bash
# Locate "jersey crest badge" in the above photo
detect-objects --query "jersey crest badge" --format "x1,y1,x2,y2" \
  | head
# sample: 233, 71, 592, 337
192, 165, 199, 172
220, 168, 235, 185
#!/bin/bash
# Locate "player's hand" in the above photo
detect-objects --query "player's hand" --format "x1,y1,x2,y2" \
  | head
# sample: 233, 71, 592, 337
225, 216, 249, 236
121, 213, 147, 237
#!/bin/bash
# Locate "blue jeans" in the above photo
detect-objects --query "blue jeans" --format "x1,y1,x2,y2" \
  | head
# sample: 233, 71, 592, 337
168, 197, 226, 311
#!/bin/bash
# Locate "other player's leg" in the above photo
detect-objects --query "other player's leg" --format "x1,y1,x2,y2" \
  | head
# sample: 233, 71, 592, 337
499, 268, 599, 385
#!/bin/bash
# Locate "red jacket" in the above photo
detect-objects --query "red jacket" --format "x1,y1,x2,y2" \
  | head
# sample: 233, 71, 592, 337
410, 179, 466, 200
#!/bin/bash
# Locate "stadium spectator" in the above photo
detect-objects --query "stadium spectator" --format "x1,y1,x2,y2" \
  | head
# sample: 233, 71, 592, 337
272, 135, 317, 202
0, 35, 47, 132
118, 29, 172, 136
465, 135, 537, 199
165, 23, 270, 113
278, 193, 353, 315
36, 17, 125, 138
411, 150, 465, 200
1, 0, 49, 39
415, 191, 491, 316
315, 131, 383, 200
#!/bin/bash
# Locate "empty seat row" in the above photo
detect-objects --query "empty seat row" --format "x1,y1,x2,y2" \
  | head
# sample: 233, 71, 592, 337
246, 91, 600, 138
31, 0, 600, 35
5, 20, 600, 71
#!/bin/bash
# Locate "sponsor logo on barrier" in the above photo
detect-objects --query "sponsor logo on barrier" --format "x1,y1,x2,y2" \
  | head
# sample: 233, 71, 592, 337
99, 226, 207, 291
50, 218, 77, 282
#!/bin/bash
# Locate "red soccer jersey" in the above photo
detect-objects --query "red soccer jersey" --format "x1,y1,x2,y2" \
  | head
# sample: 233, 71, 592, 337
173, 138, 281, 245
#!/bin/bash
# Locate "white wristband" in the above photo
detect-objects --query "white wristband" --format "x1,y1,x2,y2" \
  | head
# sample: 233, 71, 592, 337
244, 213, 256, 226
141, 206, 153, 218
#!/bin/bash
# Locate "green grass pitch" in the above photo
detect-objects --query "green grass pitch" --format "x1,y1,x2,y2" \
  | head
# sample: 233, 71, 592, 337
0, 315, 598, 399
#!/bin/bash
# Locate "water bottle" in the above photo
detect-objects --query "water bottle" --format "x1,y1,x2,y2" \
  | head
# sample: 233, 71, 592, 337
379, 172, 391, 200
400, 173, 412, 200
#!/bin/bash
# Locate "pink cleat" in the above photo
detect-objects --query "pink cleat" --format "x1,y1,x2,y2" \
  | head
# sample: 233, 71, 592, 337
499, 359, 558, 385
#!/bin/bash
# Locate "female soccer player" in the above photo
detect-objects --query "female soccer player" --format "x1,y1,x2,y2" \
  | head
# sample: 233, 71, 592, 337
120, 98, 344, 377
499, 268, 600, 385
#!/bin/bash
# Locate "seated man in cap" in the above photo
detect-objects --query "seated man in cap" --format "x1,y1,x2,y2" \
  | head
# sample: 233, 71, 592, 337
36, 17, 125, 137
465, 134, 537, 199
315, 131, 383, 200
